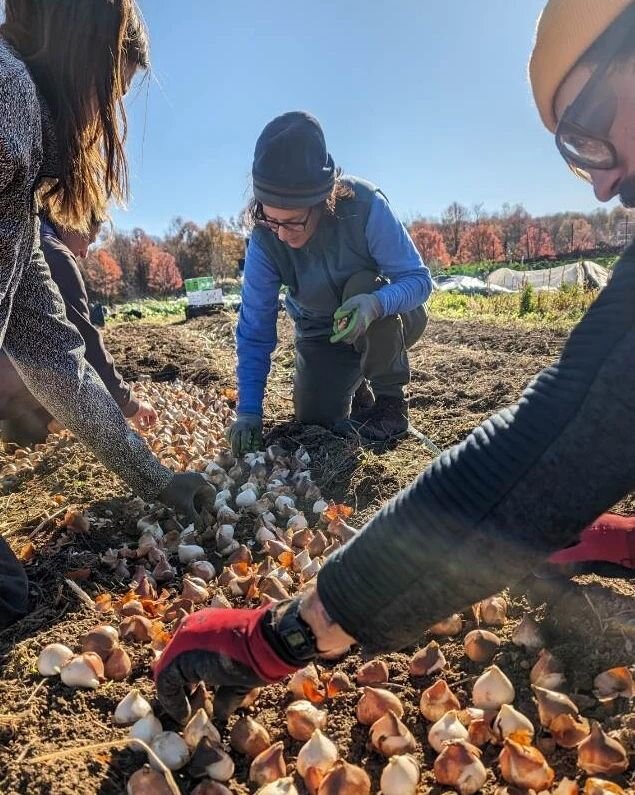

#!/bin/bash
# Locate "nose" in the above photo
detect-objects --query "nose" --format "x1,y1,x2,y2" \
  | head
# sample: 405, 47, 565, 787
590, 167, 622, 202
277, 226, 292, 244
79, 246, 89, 259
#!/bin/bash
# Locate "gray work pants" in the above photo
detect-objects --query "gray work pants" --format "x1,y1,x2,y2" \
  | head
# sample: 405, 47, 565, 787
294, 271, 428, 426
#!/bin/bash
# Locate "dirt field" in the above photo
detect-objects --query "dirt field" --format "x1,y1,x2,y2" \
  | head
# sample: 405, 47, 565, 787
0, 312, 633, 794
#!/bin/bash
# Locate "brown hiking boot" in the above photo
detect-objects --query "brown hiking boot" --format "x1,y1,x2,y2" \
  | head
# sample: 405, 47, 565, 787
354, 394, 409, 441
351, 380, 375, 417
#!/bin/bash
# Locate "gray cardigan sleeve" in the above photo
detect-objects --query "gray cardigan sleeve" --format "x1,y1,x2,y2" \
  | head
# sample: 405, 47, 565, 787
317, 251, 635, 651
3, 239, 172, 500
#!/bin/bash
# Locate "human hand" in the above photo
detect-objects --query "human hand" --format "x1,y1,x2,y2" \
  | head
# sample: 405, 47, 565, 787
226, 413, 263, 457
330, 293, 382, 345
129, 399, 158, 430
155, 604, 305, 723
158, 472, 216, 530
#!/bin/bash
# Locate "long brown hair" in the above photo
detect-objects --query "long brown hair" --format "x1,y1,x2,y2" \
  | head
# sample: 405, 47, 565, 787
1, 0, 149, 231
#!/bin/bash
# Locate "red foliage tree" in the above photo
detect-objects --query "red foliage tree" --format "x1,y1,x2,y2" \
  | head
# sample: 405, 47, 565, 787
84, 249, 123, 300
147, 249, 183, 294
555, 218, 595, 254
456, 223, 504, 263
515, 225, 556, 260
410, 224, 451, 269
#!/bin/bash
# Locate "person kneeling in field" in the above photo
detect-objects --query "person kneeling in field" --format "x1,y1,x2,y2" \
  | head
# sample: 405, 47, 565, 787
157, 0, 635, 723
0, 212, 157, 448
227, 111, 432, 455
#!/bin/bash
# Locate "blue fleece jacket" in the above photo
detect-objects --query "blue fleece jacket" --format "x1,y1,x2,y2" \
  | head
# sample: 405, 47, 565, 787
236, 191, 433, 415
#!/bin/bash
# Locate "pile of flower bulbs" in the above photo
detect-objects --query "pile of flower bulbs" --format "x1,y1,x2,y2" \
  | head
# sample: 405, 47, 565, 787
35, 439, 634, 795
133, 380, 235, 472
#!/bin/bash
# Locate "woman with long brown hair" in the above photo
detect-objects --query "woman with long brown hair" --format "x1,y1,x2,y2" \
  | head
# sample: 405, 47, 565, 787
0, 0, 215, 629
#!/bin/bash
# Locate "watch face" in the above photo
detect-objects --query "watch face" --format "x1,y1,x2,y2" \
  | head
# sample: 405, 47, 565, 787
286, 629, 307, 649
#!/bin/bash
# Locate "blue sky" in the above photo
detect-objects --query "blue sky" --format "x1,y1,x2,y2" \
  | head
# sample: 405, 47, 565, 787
114, 0, 612, 235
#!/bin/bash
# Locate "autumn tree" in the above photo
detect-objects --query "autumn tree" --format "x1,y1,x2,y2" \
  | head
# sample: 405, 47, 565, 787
555, 217, 595, 254
515, 225, 555, 260
440, 202, 470, 258
457, 223, 504, 263
147, 250, 183, 294
410, 224, 451, 269
498, 203, 530, 258
84, 249, 123, 300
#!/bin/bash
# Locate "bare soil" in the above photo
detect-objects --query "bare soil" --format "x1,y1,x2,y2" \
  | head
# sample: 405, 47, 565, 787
0, 313, 633, 794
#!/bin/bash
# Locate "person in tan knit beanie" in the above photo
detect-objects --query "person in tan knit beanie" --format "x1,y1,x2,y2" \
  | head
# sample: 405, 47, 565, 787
155, 0, 635, 726
530, 0, 635, 205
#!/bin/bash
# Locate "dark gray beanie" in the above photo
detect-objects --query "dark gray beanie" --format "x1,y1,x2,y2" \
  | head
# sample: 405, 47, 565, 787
252, 111, 336, 209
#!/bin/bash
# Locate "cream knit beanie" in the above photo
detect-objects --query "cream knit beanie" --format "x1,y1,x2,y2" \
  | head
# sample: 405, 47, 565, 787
529, 0, 633, 132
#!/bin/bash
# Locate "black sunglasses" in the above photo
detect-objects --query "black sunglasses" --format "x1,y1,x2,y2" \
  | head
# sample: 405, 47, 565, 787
255, 204, 314, 232
555, 8, 635, 180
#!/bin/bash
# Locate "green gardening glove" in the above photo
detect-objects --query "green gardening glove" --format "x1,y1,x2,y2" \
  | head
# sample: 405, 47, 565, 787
226, 413, 263, 457
330, 294, 382, 345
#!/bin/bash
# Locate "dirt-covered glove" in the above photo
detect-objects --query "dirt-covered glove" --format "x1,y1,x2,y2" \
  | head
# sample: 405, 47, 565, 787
158, 472, 216, 530
330, 293, 383, 345
155, 602, 315, 723
226, 413, 263, 457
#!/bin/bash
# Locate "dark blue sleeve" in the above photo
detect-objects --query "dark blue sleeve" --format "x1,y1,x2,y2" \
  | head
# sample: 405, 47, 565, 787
365, 192, 433, 316
317, 252, 635, 651
236, 232, 281, 415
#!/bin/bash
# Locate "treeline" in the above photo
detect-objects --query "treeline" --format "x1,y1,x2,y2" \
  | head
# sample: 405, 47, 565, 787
84, 217, 245, 301
82, 202, 635, 300
409, 202, 635, 272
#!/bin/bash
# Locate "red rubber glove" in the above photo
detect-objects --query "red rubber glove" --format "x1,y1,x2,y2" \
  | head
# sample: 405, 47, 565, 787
155, 606, 302, 723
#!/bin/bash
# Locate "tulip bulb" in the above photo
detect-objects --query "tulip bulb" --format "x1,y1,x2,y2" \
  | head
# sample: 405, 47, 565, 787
467, 717, 492, 747
189, 560, 216, 582
60, 653, 104, 689
288, 663, 323, 701
149, 731, 190, 771
428, 709, 469, 753
178, 544, 206, 564
312, 499, 329, 515
380, 754, 420, 795
287, 513, 308, 532
126, 766, 173, 795
236, 489, 258, 508
182, 576, 210, 604
429, 613, 463, 636
249, 741, 287, 787
577, 721, 629, 776
434, 740, 487, 795
37, 643, 74, 676
370, 709, 416, 756
317, 760, 370, 795
308, 530, 327, 557
120, 615, 153, 643
550, 712, 591, 748
464, 629, 501, 663
183, 708, 222, 750
189, 737, 235, 781
130, 714, 163, 745
493, 704, 535, 744
420, 679, 461, 722
356, 659, 389, 686
104, 647, 132, 681
478, 595, 508, 627
511, 614, 545, 652
114, 689, 153, 725
499, 738, 555, 791
409, 640, 446, 676
230, 715, 271, 757
593, 667, 635, 702
255, 778, 299, 794
286, 700, 327, 741
81, 625, 119, 660
296, 730, 338, 792
530, 648, 565, 690
292, 548, 311, 573
356, 687, 404, 725
552, 778, 581, 795
584, 778, 627, 795
532, 685, 580, 728
472, 665, 515, 710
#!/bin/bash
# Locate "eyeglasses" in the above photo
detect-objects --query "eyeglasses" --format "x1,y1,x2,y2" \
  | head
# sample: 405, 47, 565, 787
255, 204, 314, 233
555, 9, 635, 182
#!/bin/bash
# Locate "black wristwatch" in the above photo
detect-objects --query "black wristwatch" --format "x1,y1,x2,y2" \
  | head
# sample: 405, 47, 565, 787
264, 599, 318, 664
